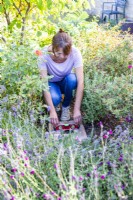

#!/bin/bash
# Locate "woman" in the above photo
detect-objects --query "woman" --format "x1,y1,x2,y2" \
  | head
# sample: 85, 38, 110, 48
38, 29, 84, 126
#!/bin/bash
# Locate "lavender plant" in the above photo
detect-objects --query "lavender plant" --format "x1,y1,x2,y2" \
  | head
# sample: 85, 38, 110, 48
0, 114, 132, 200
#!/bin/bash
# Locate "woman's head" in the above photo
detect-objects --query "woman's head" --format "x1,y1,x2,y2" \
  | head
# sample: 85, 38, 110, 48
52, 29, 72, 57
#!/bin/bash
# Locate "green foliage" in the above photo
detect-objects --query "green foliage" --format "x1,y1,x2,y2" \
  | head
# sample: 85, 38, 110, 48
82, 71, 133, 123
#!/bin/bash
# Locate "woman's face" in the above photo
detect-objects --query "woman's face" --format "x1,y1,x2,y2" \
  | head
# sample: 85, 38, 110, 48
54, 48, 68, 61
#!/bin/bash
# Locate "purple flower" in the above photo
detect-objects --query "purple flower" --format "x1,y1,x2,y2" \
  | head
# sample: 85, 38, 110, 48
107, 161, 111, 166
3, 143, 8, 150
128, 65, 133, 69
100, 175, 105, 180
10, 196, 15, 200
72, 175, 76, 181
79, 176, 84, 181
11, 168, 17, 173
20, 172, 25, 177
30, 170, 35, 175
47, 106, 51, 112
36, 193, 40, 197
103, 134, 108, 139
42, 194, 50, 200
98, 162, 103, 167
2, 129, 6, 136
54, 163, 58, 169
118, 157, 123, 162
121, 184, 126, 190
50, 191, 56, 196
82, 188, 86, 192
107, 171, 112, 175
10, 175, 15, 179
99, 121, 103, 128
23, 150, 27, 154
125, 116, 132, 123
118, 154, 123, 162
87, 173, 91, 177
108, 129, 113, 135
62, 184, 67, 191
57, 198, 62, 200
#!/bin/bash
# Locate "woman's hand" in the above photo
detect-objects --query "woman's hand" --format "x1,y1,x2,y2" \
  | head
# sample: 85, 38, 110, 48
49, 109, 59, 126
73, 108, 82, 124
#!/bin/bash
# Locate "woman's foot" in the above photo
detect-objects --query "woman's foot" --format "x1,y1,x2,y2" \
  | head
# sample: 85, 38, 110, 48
60, 106, 70, 121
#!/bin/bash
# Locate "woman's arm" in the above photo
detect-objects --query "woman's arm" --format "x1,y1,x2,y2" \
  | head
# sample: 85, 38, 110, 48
40, 69, 59, 126
73, 66, 84, 124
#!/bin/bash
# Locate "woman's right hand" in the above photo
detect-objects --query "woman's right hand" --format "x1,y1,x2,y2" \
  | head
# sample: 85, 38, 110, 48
49, 109, 59, 126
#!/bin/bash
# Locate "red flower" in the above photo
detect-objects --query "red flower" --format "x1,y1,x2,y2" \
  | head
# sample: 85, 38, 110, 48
35, 50, 42, 56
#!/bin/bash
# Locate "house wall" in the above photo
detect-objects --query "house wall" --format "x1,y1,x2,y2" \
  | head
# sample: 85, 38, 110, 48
88, 0, 133, 21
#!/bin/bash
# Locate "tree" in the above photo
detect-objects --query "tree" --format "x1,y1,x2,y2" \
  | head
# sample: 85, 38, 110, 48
0, 0, 95, 44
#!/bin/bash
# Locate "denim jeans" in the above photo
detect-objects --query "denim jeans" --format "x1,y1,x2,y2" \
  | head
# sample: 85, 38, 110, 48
48, 73, 77, 107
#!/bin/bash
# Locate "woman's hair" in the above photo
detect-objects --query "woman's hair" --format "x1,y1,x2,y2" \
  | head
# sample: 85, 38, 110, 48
52, 29, 72, 55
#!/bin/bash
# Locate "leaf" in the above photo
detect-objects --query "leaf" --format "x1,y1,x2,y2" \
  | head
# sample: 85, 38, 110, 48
16, 22, 21, 29
36, 31, 42, 37
4, 0, 11, 7
36, 0, 43, 10
46, 0, 52, 9
0, 5, 4, 12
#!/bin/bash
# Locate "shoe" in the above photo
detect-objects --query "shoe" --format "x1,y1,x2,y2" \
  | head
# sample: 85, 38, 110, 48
61, 106, 70, 121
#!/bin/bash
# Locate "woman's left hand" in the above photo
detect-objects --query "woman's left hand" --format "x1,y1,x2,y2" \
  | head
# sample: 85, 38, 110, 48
73, 109, 82, 124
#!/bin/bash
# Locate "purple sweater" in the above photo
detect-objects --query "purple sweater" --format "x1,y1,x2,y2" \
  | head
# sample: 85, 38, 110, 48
37, 46, 83, 82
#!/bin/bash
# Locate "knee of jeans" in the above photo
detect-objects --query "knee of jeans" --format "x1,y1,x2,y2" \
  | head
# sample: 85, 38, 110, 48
51, 94, 62, 106
66, 73, 77, 88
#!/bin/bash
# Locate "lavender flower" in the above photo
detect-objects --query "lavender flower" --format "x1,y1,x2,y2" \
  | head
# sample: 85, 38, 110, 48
108, 129, 113, 135
98, 162, 103, 167
10, 196, 15, 200
121, 184, 126, 190
50, 191, 56, 196
62, 184, 67, 191
11, 168, 17, 173
54, 163, 58, 169
79, 176, 84, 181
87, 173, 91, 177
107, 171, 112, 175
30, 170, 35, 175
107, 161, 112, 167
82, 188, 86, 192
103, 134, 108, 139
57, 197, 62, 200
99, 121, 103, 128
100, 175, 105, 180
118, 155, 123, 162
10, 175, 15, 179
72, 175, 76, 181
42, 194, 50, 199
3, 143, 8, 150
47, 106, 51, 112
20, 172, 24, 177
125, 116, 133, 123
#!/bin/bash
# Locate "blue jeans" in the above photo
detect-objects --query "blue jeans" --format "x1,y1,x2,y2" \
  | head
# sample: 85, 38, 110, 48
49, 73, 77, 107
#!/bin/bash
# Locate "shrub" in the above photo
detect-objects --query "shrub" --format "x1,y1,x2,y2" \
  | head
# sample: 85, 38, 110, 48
82, 71, 133, 123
